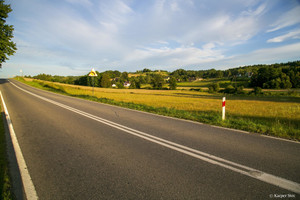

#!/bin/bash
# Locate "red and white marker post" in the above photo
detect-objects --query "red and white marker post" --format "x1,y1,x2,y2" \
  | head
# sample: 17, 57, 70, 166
222, 97, 226, 120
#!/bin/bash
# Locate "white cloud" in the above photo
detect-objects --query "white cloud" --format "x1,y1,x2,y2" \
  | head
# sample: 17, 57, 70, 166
181, 2, 267, 46
123, 44, 224, 68
202, 43, 215, 50
170, 1, 180, 12
156, 40, 170, 45
267, 29, 300, 43
97, 0, 133, 25
241, 3, 267, 17
12, 0, 127, 59
227, 42, 300, 65
267, 6, 300, 32
185, 42, 300, 70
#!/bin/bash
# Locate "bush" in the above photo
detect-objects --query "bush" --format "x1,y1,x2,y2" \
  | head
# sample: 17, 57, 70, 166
236, 86, 246, 94
253, 87, 262, 95
224, 85, 235, 94
208, 82, 220, 93
116, 82, 124, 89
190, 88, 203, 92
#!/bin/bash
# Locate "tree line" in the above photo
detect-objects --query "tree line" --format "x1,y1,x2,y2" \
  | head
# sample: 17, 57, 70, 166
249, 62, 300, 89
26, 61, 300, 90
28, 70, 177, 90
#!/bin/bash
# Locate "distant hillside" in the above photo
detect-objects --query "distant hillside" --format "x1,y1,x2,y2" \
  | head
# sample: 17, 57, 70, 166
26, 60, 300, 89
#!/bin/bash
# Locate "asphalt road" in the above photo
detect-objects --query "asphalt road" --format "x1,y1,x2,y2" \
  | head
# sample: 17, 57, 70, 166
0, 79, 299, 199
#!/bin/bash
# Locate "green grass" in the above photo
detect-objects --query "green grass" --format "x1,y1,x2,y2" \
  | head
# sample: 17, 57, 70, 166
0, 106, 13, 200
16, 78, 300, 141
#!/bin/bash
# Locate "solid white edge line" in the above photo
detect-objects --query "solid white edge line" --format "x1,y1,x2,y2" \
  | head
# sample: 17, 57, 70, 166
9, 80, 300, 194
0, 91, 39, 200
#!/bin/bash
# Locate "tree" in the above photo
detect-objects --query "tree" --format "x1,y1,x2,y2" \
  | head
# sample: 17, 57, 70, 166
100, 73, 111, 88
138, 75, 146, 84
120, 72, 129, 82
216, 70, 223, 78
294, 72, 300, 88
0, 0, 17, 67
75, 75, 88, 86
129, 77, 141, 89
143, 68, 152, 73
145, 74, 151, 84
150, 74, 164, 89
250, 67, 281, 88
169, 76, 177, 90
280, 75, 292, 89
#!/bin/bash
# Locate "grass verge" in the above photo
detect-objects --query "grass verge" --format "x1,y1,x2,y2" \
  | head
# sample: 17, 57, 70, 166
16, 78, 300, 141
0, 105, 13, 200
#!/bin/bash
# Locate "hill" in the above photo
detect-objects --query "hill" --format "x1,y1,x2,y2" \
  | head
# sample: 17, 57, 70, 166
25, 60, 300, 90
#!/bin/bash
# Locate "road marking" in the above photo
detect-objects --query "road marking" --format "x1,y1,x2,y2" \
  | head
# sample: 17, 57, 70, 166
10, 81, 300, 194
0, 91, 39, 200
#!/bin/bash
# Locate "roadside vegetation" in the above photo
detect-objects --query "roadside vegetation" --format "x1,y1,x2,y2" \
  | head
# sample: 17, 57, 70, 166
0, 106, 13, 200
16, 77, 300, 141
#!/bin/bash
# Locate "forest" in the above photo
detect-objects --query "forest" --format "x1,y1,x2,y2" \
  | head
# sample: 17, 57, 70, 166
27, 60, 300, 90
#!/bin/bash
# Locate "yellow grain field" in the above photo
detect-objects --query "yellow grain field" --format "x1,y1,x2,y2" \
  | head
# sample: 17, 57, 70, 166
27, 79, 300, 122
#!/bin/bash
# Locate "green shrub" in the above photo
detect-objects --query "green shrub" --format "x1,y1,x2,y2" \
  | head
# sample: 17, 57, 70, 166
236, 86, 246, 94
253, 87, 262, 95
208, 82, 220, 93
224, 85, 235, 94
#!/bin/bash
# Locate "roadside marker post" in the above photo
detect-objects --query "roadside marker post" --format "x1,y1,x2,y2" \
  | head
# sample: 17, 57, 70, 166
88, 68, 97, 95
222, 97, 226, 120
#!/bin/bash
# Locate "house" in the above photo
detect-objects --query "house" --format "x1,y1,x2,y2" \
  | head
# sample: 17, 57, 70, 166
245, 72, 253, 78
124, 81, 131, 87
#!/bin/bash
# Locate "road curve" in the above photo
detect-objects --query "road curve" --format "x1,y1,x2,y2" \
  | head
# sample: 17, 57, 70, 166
0, 79, 299, 199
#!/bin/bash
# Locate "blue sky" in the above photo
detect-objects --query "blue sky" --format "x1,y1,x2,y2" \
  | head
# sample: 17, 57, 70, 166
1, 0, 300, 77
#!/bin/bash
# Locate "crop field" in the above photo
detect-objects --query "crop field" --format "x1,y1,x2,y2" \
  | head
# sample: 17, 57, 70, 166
18, 78, 300, 141
177, 78, 250, 89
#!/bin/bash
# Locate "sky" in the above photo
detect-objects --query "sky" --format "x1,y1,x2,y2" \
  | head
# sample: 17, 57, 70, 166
1, 0, 300, 77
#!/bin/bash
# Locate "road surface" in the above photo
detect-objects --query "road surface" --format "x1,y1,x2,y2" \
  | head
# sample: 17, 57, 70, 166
0, 79, 299, 199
